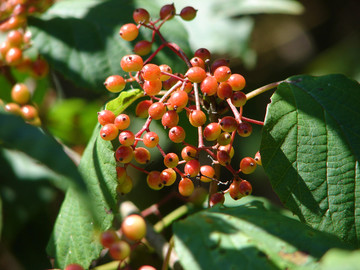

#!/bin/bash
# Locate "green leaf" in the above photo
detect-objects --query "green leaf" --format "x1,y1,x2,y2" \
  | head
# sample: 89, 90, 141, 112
105, 88, 143, 115
28, 0, 191, 92
320, 249, 360, 270
0, 112, 86, 191
260, 74, 360, 246
173, 198, 348, 270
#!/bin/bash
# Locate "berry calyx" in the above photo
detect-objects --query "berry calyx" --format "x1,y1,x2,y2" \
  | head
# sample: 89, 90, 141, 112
254, 151, 262, 166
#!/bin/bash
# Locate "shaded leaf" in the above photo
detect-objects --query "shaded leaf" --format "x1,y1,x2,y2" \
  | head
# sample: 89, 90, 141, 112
173, 198, 348, 270
260, 74, 360, 246
320, 248, 360, 270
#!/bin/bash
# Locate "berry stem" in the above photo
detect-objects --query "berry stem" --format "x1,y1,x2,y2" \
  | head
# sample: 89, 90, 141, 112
226, 98, 242, 123
0, 65, 16, 85
153, 204, 192, 233
193, 83, 205, 148
128, 163, 150, 174
246, 81, 283, 101
241, 116, 264, 126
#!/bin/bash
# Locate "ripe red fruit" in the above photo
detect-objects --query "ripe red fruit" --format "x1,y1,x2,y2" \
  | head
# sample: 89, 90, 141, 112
168, 90, 188, 111
217, 132, 231, 145
121, 214, 147, 241
181, 145, 197, 161
114, 113, 130, 130
7, 30, 23, 47
240, 157, 257, 174
239, 180, 252, 196
159, 64, 172, 81
98, 110, 116, 126
214, 66, 231, 82
141, 63, 161, 81
21, 105, 38, 121
104, 75, 126, 92
217, 150, 231, 166
100, 229, 119, 248
227, 74, 246, 91
143, 131, 159, 148
160, 4, 176, 20
237, 122, 252, 137
194, 48, 211, 61
200, 76, 218, 96
184, 159, 200, 177
203, 122, 221, 141
160, 168, 177, 186
6, 47, 22, 65
133, 8, 150, 24
65, 264, 84, 270
169, 126, 186, 143
115, 145, 134, 163
189, 110, 206, 127
219, 116, 238, 132
164, 152, 179, 168
209, 192, 225, 207
120, 54, 143, 72
211, 58, 230, 73
109, 241, 131, 260
231, 91, 247, 107
229, 180, 244, 200
119, 130, 135, 146
134, 147, 151, 164
178, 178, 194, 197
119, 23, 139, 41
139, 265, 157, 270
217, 82, 233, 100
148, 102, 166, 120
147, 171, 163, 190
190, 56, 205, 69
143, 79, 162, 96
136, 100, 152, 118
4, 103, 21, 116
200, 165, 215, 183
180, 6, 197, 21
161, 110, 179, 128
133, 40, 152, 55
100, 124, 119, 141
185, 66, 206, 83
11, 83, 30, 105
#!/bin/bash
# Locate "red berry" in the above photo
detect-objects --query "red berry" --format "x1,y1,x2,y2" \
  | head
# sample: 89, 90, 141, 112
160, 168, 177, 186
114, 113, 130, 130
200, 165, 215, 183
100, 229, 119, 248
200, 76, 218, 96
133, 8, 150, 24
32, 58, 49, 78
119, 130, 135, 146
133, 40, 152, 56
168, 90, 188, 111
21, 105, 38, 121
194, 48, 211, 61
98, 110, 116, 126
237, 122, 252, 137
104, 75, 126, 92
231, 91, 247, 107
219, 144, 234, 159
178, 178, 194, 197
116, 166, 127, 184
6, 47, 22, 65
209, 192, 225, 207
115, 145, 134, 163
240, 157, 257, 174
121, 214, 147, 241
65, 264, 84, 270
203, 122, 221, 141
227, 74, 246, 91
161, 110, 179, 128
143, 79, 162, 96
143, 131, 159, 148
169, 126, 186, 143
217, 82, 233, 100
119, 23, 139, 41
134, 147, 151, 164
181, 145, 197, 161
139, 266, 157, 270
189, 109, 206, 127
11, 83, 30, 105
142, 64, 161, 81
120, 54, 143, 72
239, 180, 252, 196
214, 66, 231, 82
7, 30, 23, 47
217, 150, 231, 166
211, 58, 230, 73
219, 116, 238, 132
184, 159, 200, 177
147, 171, 163, 190
136, 100, 152, 118
4, 103, 21, 116
100, 124, 119, 140
0, 41, 10, 58
159, 64, 172, 81
160, 4, 176, 20
217, 132, 231, 145
190, 56, 205, 69
185, 66, 206, 83
164, 152, 179, 168
229, 180, 244, 200
148, 102, 166, 120
109, 241, 131, 260
180, 6, 197, 21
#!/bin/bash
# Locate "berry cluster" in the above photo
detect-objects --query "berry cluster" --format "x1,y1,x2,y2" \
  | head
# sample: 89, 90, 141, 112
99, 4, 263, 205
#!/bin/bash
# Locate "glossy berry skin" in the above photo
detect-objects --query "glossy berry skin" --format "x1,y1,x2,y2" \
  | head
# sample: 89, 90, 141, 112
160, 168, 177, 186
143, 132, 159, 148
185, 66, 206, 83
217, 150, 231, 166
164, 153, 179, 168
161, 110, 179, 128
32, 58, 49, 78
200, 76, 218, 96
100, 229, 119, 248
115, 145, 134, 163
214, 66, 231, 82
134, 147, 151, 164
141, 64, 161, 81
219, 116, 238, 132
120, 54, 143, 72
231, 91, 247, 107
239, 180, 252, 196
148, 102, 166, 120
133, 40, 152, 56
160, 4, 176, 20
159, 64, 172, 81
98, 110, 116, 126
217, 82, 233, 100
217, 132, 231, 145
147, 171, 163, 190
219, 144, 234, 159
178, 178, 194, 197
4, 103, 22, 116
6, 47, 22, 65
190, 56, 205, 69
21, 105, 38, 121
117, 175, 133, 195
203, 122, 221, 141
237, 122, 252, 137
143, 79, 162, 96
138, 266, 157, 270
229, 180, 244, 200
133, 8, 150, 24
114, 114, 130, 130
200, 165, 215, 183
121, 214, 147, 241
181, 145, 197, 161
100, 124, 119, 141
240, 157, 257, 174
119, 23, 139, 41
65, 264, 84, 270
211, 58, 230, 73
169, 126, 185, 143
119, 130, 135, 146
184, 159, 200, 177
116, 166, 127, 184
7, 30, 23, 47
109, 241, 131, 260
209, 192, 225, 207
194, 48, 211, 61
189, 110, 206, 127
11, 83, 30, 105
136, 100, 152, 118
227, 74, 246, 91
104, 75, 126, 92
168, 90, 188, 111
254, 151, 262, 166
180, 6, 197, 21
